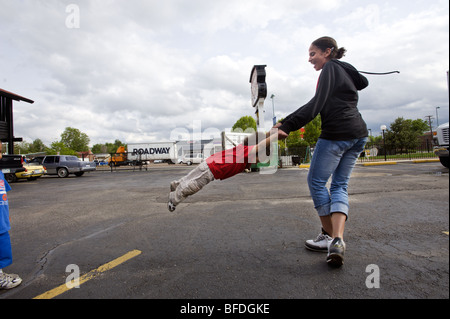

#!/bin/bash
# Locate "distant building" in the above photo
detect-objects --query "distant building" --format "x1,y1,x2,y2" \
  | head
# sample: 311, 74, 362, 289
418, 131, 435, 152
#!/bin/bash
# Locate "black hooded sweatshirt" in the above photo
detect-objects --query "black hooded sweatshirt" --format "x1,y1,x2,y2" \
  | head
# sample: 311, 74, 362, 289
278, 59, 369, 140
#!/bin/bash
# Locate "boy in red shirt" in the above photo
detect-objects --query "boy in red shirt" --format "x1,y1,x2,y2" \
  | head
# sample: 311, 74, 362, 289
167, 131, 276, 212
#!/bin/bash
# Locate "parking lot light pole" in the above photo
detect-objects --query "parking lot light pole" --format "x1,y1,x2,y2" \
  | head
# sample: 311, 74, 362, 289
436, 106, 440, 127
381, 125, 387, 161
270, 94, 276, 126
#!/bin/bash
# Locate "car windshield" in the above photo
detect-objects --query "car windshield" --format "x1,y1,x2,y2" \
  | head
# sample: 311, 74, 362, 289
30, 157, 44, 164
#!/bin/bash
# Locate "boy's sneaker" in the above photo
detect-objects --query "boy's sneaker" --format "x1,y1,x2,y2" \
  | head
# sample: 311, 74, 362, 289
327, 237, 346, 267
167, 200, 176, 212
0, 273, 22, 290
305, 231, 332, 252
167, 192, 176, 212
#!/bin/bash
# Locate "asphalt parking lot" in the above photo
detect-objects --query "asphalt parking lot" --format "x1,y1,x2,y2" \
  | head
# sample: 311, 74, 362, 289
1, 162, 448, 303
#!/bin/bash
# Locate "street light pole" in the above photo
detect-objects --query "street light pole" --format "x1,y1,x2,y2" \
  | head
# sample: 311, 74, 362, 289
380, 125, 387, 161
270, 94, 276, 126
436, 106, 440, 127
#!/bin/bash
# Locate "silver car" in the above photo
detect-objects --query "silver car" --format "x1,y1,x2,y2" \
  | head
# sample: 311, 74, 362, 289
180, 153, 204, 165
30, 155, 96, 178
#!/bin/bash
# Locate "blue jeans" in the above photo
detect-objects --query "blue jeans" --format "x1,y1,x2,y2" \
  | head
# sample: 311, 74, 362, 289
307, 137, 367, 219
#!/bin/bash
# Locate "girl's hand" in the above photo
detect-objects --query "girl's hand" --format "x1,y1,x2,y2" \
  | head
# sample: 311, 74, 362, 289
272, 122, 282, 129
269, 126, 288, 140
277, 129, 289, 140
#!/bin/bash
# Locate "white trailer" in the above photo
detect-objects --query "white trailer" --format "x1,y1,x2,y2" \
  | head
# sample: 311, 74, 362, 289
127, 142, 178, 164
221, 131, 253, 150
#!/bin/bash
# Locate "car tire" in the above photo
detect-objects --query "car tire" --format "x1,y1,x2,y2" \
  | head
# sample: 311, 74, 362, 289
57, 167, 69, 178
439, 156, 449, 168
5, 173, 17, 183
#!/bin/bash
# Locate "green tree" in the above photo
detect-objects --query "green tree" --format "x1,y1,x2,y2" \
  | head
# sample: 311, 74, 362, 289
285, 129, 308, 148
277, 115, 322, 148
303, 115, 322, 146
386, 117, 429, 152
14, 138, 47, 155
14, 141, 30, 154
92, 139, 125, 154
91, 143, 105, 154
29, 138, 47, 153
232, 116, 257, 133
47, 141, 77, 155
60, 127, 90, 152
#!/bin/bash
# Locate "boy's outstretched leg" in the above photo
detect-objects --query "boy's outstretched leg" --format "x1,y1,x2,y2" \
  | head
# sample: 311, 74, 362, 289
170, 180, 180, 192
167, 162, 214, 212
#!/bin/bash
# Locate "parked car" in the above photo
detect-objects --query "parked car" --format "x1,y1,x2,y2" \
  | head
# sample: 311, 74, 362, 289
1, 154, 26, 183
29, 155, 96, 178
180, 153, 204, 165
13, 163, 46, 182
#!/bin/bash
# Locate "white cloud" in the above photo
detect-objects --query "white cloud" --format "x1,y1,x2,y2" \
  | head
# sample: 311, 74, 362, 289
1, 0, 448, 148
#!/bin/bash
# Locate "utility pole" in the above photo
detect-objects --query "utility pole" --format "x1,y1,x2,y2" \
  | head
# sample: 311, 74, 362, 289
425, 115, 434, 151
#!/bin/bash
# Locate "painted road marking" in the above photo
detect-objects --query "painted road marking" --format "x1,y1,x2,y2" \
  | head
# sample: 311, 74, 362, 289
33, 249, 142, 299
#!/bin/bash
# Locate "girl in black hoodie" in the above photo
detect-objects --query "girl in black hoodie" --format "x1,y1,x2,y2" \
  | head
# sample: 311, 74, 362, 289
275, 36, 368, 267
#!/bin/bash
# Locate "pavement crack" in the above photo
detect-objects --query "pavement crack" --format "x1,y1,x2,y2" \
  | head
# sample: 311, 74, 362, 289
23, 222, 127, 289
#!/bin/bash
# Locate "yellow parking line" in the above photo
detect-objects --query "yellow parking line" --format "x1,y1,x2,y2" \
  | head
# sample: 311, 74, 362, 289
443, 231, 449, 236
33, 249, 142, 299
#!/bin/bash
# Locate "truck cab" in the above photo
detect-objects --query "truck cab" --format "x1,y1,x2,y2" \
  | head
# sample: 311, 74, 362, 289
0, 154, 25, 183
433, 122, 449, 168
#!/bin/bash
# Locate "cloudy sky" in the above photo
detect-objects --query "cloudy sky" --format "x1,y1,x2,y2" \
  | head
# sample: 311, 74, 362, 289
1, 0, 448, 147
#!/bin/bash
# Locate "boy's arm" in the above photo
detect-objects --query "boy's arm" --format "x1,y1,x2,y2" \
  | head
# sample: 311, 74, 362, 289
252, 128, 279, 157
246, 128, 281, 163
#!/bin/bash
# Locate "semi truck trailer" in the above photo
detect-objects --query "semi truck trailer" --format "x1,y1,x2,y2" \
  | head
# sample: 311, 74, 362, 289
108, 142, 178, 166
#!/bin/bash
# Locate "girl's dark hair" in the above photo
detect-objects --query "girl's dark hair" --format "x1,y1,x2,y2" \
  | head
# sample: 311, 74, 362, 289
312, 36, 346, 60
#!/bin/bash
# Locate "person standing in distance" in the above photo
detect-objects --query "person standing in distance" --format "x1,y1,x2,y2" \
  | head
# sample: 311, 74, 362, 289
274, 36, 369, 267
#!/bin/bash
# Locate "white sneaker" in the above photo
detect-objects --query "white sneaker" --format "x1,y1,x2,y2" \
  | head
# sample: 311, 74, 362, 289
167, 201, 176, 212
327, 237, 346, 267
0, 272, 22, 290
305, 231, 332, 252
167, 192, 176, 212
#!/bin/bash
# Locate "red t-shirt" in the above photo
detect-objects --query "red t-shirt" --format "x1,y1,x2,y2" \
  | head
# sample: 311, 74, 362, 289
206, 145, 256, 180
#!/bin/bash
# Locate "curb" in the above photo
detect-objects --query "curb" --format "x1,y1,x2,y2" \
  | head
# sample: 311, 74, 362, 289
362, 161, 397, 166
411, 159, 440, 163
296, 158, 440, 168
